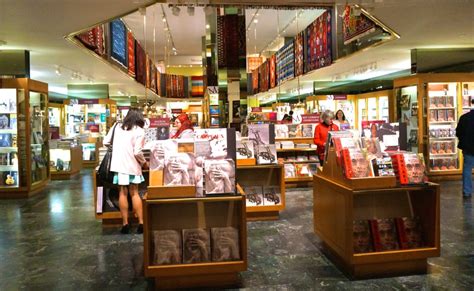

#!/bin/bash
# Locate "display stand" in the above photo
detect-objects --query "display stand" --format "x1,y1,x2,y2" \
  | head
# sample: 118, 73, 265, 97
0, 78, 50, 198
276, 137, 316, 186
82, 139, 101, 168
236, 164, 286, 221
143, 193, 247, 289
313, 149, 440, 279
50, 145, 82, 180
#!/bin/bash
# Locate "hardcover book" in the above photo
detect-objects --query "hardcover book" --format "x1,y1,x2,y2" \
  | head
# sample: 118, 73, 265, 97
182, 228, 211, 264
362, 137, 382, 158
204, 159, 235, 194
353, 220, 374, 253
0, 133, 12, 147
0, 114, 9, 129
163, 152, 196, 186
370, 218, 400, 251
153, 230, 182, 265
284, 164, 296, 178
301, 124, 314, 138
287, 124, 299, 138
149, 140, 178, 170
371, 156, 395, 176
263, 186, 281, 205
211, 227, 240, 262
341, 148, 372, 178
244, 186, 263, 206
236, 140, 254, 159
395, 217, 424, 249
257, 144, 277, 165
275, 124, 289, 138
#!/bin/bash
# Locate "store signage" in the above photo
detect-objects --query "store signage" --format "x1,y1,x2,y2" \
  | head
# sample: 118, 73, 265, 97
171, 109, 183, 114
78, 99, 99, 104
301, 113, 320, 124
333, 95, 347, 100
149, 118, 170, 128
251, 107, 262, 112
117, 106, 130, 110
207, 86, 218, 95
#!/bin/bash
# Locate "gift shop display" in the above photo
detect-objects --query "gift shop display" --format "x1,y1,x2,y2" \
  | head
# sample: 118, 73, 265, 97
0, 78, 50, 198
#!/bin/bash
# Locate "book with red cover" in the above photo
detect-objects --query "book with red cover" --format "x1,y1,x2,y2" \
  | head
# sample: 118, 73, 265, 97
391, 152, 427, 185
353, 220, 374, 253
341, 148, 372, 179
395, 217, 424, 249
370, 218, 400, 251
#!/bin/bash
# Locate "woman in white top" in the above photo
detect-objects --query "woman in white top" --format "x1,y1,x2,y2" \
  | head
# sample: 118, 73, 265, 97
103, 108, 148, 234
333, 109, 350, 129
171, 113, 194, 139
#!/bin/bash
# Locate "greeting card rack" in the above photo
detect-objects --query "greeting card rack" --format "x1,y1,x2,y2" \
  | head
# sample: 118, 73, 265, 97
143, 194, 247, 289
313, 148, 440, 279
236, 164, 286, 221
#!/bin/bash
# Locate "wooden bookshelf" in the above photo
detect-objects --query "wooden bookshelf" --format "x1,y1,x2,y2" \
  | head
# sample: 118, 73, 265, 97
236, 164, 286, 221
143, 195, 247, 289
313, 147, 440, 279
276, 137, 317, 186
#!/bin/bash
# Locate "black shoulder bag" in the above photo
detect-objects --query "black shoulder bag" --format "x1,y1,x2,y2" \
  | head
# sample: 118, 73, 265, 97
98, 123, 118, 184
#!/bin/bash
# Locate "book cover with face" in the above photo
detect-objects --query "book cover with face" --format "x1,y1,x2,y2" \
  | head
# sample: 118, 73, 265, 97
345, 148, 371, 178
263, 186, 281, 205
236, 140, 254, 159
153, 230, 182, 265
396, 217, 423, 249
163, 152, 195, 186
371, 218, 400, 251
204, 159, 235, 195
182, 228, 211, 264
0, 114, 10, 129
150, 140, 178, 171
211, 227, 240, 262
404, 153, 427, 184
353, 220, 373, 253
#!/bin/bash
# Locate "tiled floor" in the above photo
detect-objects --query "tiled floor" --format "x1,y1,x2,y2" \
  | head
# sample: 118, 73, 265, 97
0, 170, 473, 290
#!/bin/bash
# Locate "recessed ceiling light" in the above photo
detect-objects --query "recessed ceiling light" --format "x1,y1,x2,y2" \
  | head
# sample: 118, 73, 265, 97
253, 19, 258, 23
206, 24, 210, 29
162, 17, 166, 22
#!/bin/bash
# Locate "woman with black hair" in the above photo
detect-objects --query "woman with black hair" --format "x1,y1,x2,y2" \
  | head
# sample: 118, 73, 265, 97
103, 108, 148, 234
333, 109, 350, 129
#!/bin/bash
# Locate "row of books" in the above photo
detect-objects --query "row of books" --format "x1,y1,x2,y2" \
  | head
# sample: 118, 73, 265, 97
284, 163, 318, 178
277, 141, 315, 149
429, 109, 455, 122
152, 227, 240, 265
243, 186, 282, 206
430, 157, 458, 171
353, 217, 424, 253
278, 153, 319, 162
429, 127, 456, 138
429, 141, 456, 154
429, 96, 455, 108
275, 124, 316, 139
0, 152, 18, 166
236, 140, 278, 165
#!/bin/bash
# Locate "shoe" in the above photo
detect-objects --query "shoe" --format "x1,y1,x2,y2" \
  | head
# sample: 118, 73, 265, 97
137, 224, 143, 234
120, 224, 130, 234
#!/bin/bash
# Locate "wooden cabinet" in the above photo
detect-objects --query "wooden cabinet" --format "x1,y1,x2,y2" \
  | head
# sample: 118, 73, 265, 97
0, 78, 50, 198
50, 145, 82, 180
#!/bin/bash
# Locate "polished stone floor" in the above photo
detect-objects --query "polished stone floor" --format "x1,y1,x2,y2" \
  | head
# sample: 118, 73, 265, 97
0, 170, 473, 290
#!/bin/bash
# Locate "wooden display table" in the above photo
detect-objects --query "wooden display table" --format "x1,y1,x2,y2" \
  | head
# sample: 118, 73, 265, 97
143, 195, 247, 289
82, 139, 101, 169
236, 164, 286, 221
313, 149, 440, 279
50, 146, 82, 180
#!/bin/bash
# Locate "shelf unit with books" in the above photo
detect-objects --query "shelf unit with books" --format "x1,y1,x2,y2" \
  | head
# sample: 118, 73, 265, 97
394, 73, 474, 180
143, 195, 247, 289
236, 164, 285, 221
313, 148, 440, 279
0, 78, 50, 198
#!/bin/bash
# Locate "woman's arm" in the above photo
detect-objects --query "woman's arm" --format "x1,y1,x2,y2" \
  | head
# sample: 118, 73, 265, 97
134, 129, 147, 166
313, 125, 324, 147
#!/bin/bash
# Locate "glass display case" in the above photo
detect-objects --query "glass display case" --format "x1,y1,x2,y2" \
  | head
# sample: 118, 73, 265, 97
64, 99, 117, 138
355, 91, 392, 129
0, 78, 50, 198
394, 73, 474, 177
49, 139, 82, 180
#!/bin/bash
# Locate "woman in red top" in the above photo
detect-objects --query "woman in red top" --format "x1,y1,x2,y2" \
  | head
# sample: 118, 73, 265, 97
313, 110, 339, 165
171, 113, 194, 139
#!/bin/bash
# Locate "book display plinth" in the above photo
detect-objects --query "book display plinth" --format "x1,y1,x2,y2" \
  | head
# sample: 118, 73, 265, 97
82, 139, 101, 168
236, 164, 286, 221
50, 145, 82, 180
313, 150, 440, 279
143, 195, 247, 289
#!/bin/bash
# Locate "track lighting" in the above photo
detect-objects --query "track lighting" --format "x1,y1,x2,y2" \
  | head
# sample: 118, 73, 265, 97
172, 5, 180, 16
55, 66, 61, 76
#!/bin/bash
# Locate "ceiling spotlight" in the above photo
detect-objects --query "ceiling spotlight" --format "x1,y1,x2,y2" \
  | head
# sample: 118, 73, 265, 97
162, 16, 166, 22
187, 6, 195, 16
253, 19, 258, 24
172, 47, 177, 51
71, 72, 77, 80
55, 66, 61, 76
172, 5, 181, 16
173, 50, 178, 56
206, 24, 210, 29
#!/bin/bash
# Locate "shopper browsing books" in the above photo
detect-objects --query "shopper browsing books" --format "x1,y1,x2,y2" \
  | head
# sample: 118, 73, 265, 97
333, 110, 350, 129
456, 99, 474, 199
171, 113, 194, 139
313, 110, 339, 165
103, 108, 148, 234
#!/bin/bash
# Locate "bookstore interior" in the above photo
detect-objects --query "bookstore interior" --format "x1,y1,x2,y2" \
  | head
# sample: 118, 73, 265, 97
1, 0, 473, 289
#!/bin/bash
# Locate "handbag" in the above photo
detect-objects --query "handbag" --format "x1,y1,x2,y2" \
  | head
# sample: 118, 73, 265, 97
98, 123, 118, 184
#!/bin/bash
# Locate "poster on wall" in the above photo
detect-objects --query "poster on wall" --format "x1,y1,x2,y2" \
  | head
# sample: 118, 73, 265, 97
252, 69, 259, 94
259, 61, 269, 93
342, 5, 376, 45
75, 25, 106, 57
306, 10, 332, 72
191, 76, 204, 97
295, 31, 304, 76
110, 19, 127, 67
135, 42, 146, 86
127, 31, 135, 77
269, 55, 276, 89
